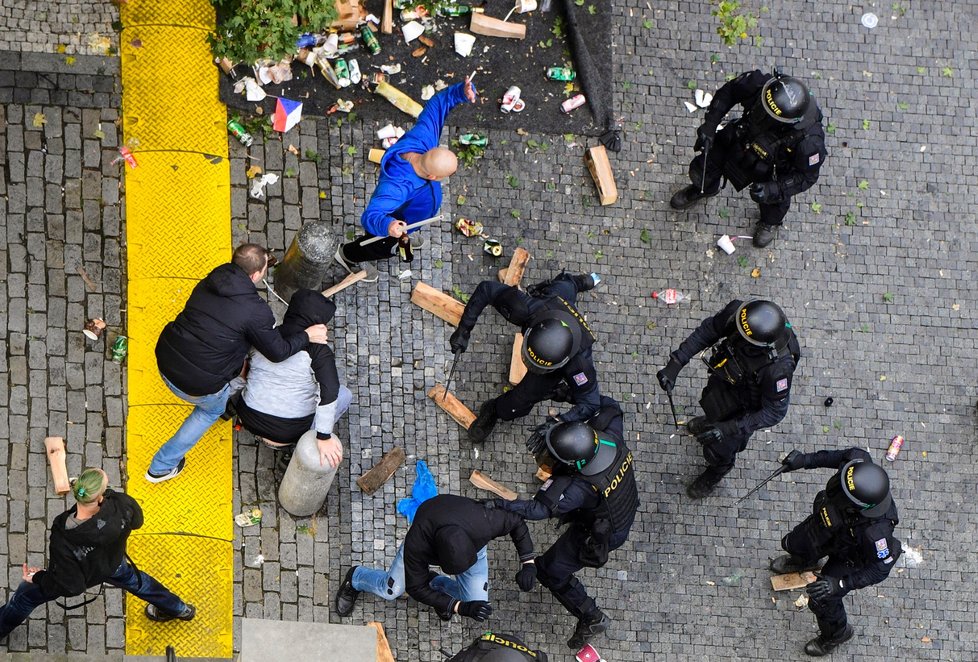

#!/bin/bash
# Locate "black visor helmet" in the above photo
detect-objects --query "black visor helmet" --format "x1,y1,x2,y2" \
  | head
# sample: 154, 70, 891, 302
542, 421, 617, 476
826, 459, 892, 518
521, 313, 581, 374
735, 300, 788, 347
759, 75, 812, 124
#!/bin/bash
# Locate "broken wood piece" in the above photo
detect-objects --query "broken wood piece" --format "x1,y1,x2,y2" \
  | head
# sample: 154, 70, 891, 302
502, 247, 531, 287
509, 333, 527, 385
585, 145, 618, 206
368, 148, 386, 164
45, 436, 71, 495
322, 270, 367, 297
535, 467, 552, 481
497, 267, 508, 283
427, 384, 476, 429
411, 281, 464, 326
419, 35, 435, 48
356, 446, 405, 494
331, 0, 366, 31
470, 13, 526, 39
381, 0, 393, 34
469, 470, 518, 501
367, 622, 396, 662
770, 571, 818, 591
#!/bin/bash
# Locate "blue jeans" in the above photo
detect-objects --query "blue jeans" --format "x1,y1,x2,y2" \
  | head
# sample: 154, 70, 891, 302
149, 374, 231, 474
352, 543, 489, 603
0, 561, 186, 639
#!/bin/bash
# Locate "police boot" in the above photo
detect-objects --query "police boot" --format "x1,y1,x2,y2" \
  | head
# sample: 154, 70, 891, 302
686, 473, 718, 499
468, 399, 499, 442
769, 554, 820, 575
804, 624, 854, 656
686, 416, 710, 436
334, 566, 361, 617
670, 184, 719, 210
753, 222, 779, 248
567, 610, 611, 649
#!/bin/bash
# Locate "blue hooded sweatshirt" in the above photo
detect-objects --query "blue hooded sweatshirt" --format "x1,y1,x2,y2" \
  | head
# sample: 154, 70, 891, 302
360, 82, 472, 237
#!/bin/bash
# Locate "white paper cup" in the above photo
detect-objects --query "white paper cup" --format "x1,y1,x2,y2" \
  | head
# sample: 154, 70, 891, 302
377, 123, 397, 139
402, 21, 424, 43
516, 0, 537, 13
717, 234, 736, 254
501, 86, 521, 113
454, 32, 475, 57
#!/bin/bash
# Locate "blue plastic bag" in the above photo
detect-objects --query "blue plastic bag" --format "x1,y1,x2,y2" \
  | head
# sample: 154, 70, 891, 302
396, 460, 438, 523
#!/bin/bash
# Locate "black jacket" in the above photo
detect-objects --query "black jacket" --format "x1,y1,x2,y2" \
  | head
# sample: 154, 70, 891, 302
670, 299, 799, 436
156, 263, 309, 396
33, 490, 143, 599
793, 447, 902, 592
457, 280, 600, 422
403, 495, 535, 615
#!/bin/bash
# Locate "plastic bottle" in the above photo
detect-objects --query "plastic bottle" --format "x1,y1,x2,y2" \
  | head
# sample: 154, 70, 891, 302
652, 289, 690, 305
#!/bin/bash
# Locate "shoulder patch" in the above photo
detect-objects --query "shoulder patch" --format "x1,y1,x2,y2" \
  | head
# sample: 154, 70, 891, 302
540, 478, 554, 491
572, 372, 589, 386
875, 537, 890, 559
809, 153, 821, 166
776, 378, 789, 392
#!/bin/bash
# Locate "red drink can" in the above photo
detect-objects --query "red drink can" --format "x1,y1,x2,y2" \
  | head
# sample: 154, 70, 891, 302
561, 94, 586, 114
885, 435, 904, 461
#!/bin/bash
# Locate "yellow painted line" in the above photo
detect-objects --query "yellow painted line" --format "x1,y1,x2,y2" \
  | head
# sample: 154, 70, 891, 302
125, 534, 234, 658
120, 0, 233, 656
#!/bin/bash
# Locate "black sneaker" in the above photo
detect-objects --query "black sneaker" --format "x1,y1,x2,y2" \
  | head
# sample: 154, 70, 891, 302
145, 458, 186, 484
686, 474, 717, 499
670, 184, 719, 210
804, 625, 854, 657
567, 610, 611, 649
467, 399, 499, 443
145, 603, 196, 623
769, 554, 821, 575
753, 222, 779, 248
335, 567, 360, 617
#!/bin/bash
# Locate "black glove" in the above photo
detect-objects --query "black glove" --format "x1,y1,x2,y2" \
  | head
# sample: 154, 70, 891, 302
449, 328, 470, 354
515, 563, 537, 591
806, 574, 846, 602
781, 449, 806, 472
526, 420, 556, 456
694, 124, 716, 153
749, 182, 779, 204
656, 358, 682, 393
458, 600, 493, 622
483, 498, 505, 511
695, 420, 737, 445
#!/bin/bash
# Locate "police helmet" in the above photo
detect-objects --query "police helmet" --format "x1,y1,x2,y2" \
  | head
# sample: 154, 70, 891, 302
521, 314, 580, 373
735, 300, 787, 347
760, 75, 812, 124
476, 650, 537, 662
544, 422, 598, 471
827, 460, 892, 518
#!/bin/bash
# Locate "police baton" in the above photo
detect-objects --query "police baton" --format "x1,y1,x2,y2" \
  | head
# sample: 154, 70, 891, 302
665, 388, 680, 429
736, 464, 787, 504
700, 139, 710, 195
442, 350, 461, 402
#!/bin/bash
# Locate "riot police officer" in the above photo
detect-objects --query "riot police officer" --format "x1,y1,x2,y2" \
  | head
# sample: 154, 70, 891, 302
450, 272, 601, 443
670, 69, 828, 247
445, 631, 548, 661
490, 396, 638, 650
771, 447, 901, 657
656, 299, 800, 498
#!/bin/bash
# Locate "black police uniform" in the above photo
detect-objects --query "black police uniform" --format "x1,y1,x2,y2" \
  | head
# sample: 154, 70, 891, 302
456, 273, 600, 423
447, 632, 548, 662
496, 397, 638, 625
688, 70, 827, 227
779, 448, 901, 641
670, 299, 800, 487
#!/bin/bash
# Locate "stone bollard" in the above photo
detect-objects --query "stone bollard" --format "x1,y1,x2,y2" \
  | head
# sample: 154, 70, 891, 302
273, 222, 337, 302
278, 430, 338, 517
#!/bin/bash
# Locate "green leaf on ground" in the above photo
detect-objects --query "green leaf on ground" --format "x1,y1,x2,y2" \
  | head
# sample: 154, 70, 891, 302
640, 228, 651, 244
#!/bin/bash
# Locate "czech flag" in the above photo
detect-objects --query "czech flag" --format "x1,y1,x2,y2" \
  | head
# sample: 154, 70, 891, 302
273, 97, 303, 133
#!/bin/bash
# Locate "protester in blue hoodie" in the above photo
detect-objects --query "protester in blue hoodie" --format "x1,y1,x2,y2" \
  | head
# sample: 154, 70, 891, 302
335, 78, 477, 281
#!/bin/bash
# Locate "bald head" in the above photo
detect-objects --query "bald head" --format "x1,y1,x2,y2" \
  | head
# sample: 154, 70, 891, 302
420, 147, 458, 180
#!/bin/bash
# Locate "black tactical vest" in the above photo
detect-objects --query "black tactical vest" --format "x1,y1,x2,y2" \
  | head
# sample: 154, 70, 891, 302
578, 440, 639, 534
447, 632, 545, 662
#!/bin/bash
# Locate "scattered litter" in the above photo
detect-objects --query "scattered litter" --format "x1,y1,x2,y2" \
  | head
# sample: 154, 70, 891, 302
32, 112, 46, 128
335, 99, 354, 113
751, 267, 762, 278
421, 85, 435, 100
721, 569, 745, 586
111, 146, 138, 169
561, 94, 587, 114
683, 100, 698, 113
921, 636, 932, 644
897, 545, 923, 568
380, 63, 402, 75
246, 164, 263, 179
361, 448, 373, 458
483, 238, 503, 256
694, 88, 714, 108
706, 580, 716, 586
402, 20, 424, 43
919, 145, 927, 152
501, 86, 525, 113
952, 303, 960, 311
233, 77, 267, 102
348, 58, 362, 84
652, 289, 690, 305
250, 554, 265, 567
434, 78, 449, 91
454, 32, 476, 57
516, 0, 537, 12
794, 594, 809, 609
419, 35, 435, 48
250, 173, 280, 199
397, 269, 413, 280
273, 97, 303, 133
412, 46, 428, 58
234, 508, 262, 527
885, 435, 904, 461
83, 318, 107, 340
459, 133, 487, 146
860, 12, 879, 28
227, 119, 255, 147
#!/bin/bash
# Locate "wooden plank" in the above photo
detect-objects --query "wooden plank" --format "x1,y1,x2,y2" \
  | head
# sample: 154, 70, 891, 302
469, 470, 518, 501
502, 247, 531, 286
497, 267, 508, 283
770, 571, 818, 591
427, 384, 476, 429
585, 145, 619, 206
380, 0, 393, 34
367, 621, 396, 662
508, 333, 527, 385
356, 446, 406, 495
322, 270, 367, 297
45, 436, 71, 495
470, 13, 526, 39
411, 281, 464, 327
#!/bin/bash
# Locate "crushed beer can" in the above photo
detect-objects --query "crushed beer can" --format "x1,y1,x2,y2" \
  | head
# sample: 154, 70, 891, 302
483, 239, 503, 256
561, 93, 587, 114
113, 146, 138, 169
546, 66, 576, 81
227, 120, 254, 147
459, 133, 488, 146
334, 58, 351, 87
234, 508, 263, 527
455, 217, 484, 237
885, 435, 904, 461
110, 336, 128, 363
348, 58, 362, 84
360, 23, 382, 55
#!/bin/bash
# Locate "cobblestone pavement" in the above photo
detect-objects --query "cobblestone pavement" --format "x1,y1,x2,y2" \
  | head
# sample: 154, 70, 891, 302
3, 0, 978, 659
0, 1, 117, 56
